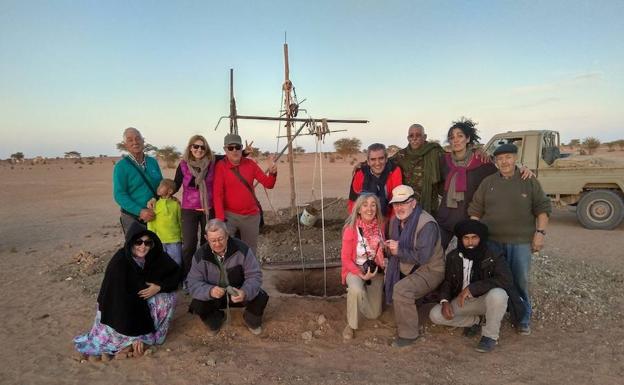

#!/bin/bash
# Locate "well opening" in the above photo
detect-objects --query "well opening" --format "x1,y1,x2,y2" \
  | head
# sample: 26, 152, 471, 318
270, 267, 345, 297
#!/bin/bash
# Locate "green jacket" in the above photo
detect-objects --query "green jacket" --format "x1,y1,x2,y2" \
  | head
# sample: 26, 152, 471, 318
147, 198, 182, 243
113, 155, 162, 216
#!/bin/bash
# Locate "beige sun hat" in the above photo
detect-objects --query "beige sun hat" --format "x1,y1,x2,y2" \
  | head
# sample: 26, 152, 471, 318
389, 185, 415, 204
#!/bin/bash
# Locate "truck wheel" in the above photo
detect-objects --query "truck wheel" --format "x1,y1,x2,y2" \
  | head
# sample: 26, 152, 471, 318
576, 190, 624, 230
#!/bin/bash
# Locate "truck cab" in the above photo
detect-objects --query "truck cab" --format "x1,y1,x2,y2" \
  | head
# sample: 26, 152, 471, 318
484, 130, 624, 230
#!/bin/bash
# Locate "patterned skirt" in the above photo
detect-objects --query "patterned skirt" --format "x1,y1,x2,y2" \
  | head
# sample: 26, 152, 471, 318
74, 292, 177, 355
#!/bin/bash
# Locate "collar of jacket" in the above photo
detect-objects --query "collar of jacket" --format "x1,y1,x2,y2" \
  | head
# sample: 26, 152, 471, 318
202, 237, 239, 265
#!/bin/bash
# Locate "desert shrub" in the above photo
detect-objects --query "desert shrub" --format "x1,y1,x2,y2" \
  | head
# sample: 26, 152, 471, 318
582, 137, 601, 155
334, 137, 362, 156
328, 155, 336, 163
579, 149, 587, 155
607, 142, 616, 152
155, 146, 181, 168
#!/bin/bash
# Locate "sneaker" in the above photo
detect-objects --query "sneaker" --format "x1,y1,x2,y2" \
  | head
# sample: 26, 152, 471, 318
391, 336, 420, 348
463, 323, 481, 337
247, 325, 262, 336
475, 336, 497, 353
517, 324, 531, 336
342, 325, 354, 340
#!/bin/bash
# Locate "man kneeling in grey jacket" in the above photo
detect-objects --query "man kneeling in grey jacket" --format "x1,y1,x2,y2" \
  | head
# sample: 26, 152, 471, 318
187, 219, 268, 335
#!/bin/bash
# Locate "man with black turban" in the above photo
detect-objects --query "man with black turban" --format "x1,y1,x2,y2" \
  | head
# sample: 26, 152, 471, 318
428, 219, 521, 353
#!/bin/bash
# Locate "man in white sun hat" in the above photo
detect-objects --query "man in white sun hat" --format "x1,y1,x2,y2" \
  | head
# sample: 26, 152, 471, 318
384, 185, 445, 348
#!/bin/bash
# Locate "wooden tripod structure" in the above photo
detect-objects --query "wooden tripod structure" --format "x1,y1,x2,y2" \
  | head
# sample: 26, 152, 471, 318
215, 42, 368, 215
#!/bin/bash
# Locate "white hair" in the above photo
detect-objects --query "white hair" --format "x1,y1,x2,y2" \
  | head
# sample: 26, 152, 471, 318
123, 127, 143, 141
205, 219, 228, 235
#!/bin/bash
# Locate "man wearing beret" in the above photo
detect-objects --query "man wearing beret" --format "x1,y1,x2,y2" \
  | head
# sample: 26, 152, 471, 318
429, 219, 525, 353
468, 144, 551, 336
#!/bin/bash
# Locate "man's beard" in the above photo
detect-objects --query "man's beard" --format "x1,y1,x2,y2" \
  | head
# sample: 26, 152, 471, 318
458, 243, 486, 260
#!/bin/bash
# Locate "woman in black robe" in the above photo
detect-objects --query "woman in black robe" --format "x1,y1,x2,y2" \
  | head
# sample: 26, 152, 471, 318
74, 223, 179, 358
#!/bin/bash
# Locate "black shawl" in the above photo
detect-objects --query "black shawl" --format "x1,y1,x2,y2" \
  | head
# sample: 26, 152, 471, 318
97, 223, 180, 336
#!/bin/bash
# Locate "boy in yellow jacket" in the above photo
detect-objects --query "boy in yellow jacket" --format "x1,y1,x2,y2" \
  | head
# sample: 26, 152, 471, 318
148, 179, 182, 265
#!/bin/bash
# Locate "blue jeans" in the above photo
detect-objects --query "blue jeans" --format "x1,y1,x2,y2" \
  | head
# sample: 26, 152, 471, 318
488, 241, 532, 326
163, 242, 183, 266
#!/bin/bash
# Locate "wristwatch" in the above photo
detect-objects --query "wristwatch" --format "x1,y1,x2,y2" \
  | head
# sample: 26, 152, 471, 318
535, 229, 546, 235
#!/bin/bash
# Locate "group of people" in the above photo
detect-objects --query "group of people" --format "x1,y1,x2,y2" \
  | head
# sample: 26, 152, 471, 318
75, 127, 275, 358
344, 119, 551, 352
74, 118, 551, 359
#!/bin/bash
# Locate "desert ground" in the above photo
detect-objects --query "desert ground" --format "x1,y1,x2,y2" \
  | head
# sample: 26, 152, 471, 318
0, 148, 623, 385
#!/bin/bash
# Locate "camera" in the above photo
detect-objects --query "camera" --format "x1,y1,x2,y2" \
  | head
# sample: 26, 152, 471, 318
362, 259, 378, 275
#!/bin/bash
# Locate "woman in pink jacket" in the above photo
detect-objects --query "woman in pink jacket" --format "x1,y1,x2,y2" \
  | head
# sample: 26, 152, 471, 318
340, 193, 386, 340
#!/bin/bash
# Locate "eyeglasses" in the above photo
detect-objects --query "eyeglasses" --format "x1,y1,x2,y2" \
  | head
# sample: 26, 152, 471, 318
191, 144, 206, 150
133, 238, 154, 247
207, 236, 226, 244
408, 134, 423, 139
226, 144, 242, 151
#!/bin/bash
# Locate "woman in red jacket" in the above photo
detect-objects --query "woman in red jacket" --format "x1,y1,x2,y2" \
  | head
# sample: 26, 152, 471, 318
340, 193, 386, 340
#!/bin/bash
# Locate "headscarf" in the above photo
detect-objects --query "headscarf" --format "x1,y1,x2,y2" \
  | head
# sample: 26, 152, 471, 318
395, 142, 443, 213
454, 219, 488, 260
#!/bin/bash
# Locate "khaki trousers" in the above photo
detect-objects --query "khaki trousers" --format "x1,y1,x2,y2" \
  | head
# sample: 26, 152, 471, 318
393, 270, 444, 339
429, 288, 509, 340
346, 272, 384, 329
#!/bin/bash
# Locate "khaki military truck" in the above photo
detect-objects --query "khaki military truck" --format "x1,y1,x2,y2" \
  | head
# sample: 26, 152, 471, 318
483, 130, 624, 230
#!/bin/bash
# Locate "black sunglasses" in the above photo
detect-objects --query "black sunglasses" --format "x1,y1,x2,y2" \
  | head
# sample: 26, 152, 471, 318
226, 144, 242, 151
133, 238, 154, 247
191, 144, 206, 150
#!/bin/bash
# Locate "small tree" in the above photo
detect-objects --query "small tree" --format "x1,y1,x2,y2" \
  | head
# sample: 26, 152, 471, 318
116, 142, 158, 155
582, 137, 601, 155
569, 139, 580, 149
10, 152, 25, 163
617, 139, 624, 151
334, 137, 362, 157
155, 146, 181, 168
607, 142, 616, 152
64, 151, 82, 159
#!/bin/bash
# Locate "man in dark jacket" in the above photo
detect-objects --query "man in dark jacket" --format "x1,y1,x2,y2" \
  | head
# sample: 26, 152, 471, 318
429, 219, 517, 353
187, 219, 269, 336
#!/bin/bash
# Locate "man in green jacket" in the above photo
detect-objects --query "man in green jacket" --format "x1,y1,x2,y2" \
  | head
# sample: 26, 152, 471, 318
390, 123, 444, 214
113, 127, 163, 233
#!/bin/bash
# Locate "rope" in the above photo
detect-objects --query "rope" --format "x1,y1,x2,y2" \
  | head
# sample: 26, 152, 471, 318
315, 130, 328, 297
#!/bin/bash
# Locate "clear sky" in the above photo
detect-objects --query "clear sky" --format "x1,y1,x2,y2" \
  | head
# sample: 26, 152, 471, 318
1, 0, 623, 158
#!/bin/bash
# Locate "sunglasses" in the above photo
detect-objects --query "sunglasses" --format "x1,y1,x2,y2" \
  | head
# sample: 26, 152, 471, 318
133, 238, 154, 247
226, 144, 242, 151
191, 144, 206, 150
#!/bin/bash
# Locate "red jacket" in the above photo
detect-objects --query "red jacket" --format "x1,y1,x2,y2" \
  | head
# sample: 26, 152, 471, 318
347, 164, 403, 218
213, 157, 277, 220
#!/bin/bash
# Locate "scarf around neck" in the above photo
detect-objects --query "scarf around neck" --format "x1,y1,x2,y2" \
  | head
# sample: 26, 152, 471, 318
444, 149, 486, 208
384, 206, 423, 304
187, 157, 212, 218
355, 217, 384, 262
402, 142, 442, 213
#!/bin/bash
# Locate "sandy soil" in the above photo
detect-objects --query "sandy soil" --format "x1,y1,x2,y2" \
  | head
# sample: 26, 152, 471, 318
1, 151, 623, 385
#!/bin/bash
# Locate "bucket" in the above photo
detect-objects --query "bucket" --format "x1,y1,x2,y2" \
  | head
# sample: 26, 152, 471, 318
299, 206, 318, 227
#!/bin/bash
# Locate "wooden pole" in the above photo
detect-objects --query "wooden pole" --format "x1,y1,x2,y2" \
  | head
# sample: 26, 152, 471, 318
283, 43, 296, 216
229, 68, 238, 135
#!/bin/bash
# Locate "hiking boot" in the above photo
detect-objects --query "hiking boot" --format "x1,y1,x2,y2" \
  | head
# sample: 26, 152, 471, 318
391, 336, 420, 348
517, 324, 531, 336
247, 325, 262, 336
342, 325, 354, 340
463, 323, 481, 337
475, 336, 497, 353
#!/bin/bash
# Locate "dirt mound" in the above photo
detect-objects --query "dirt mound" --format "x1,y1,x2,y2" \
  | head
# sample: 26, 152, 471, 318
258, 198, 347, 266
